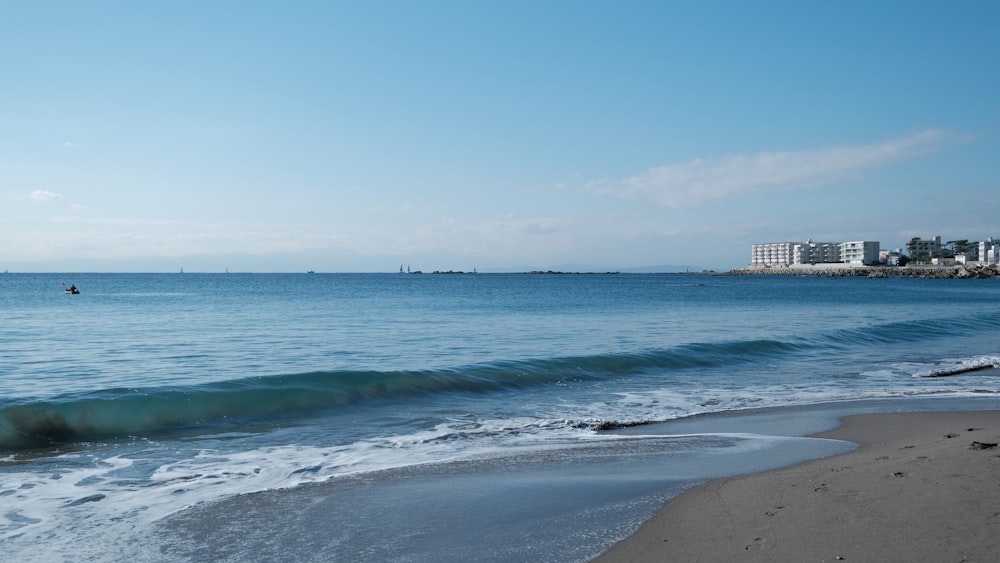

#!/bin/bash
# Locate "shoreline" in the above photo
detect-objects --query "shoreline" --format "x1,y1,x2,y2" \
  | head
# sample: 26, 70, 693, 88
727, 264, 999, 278
593, 410, 1000, 562
144, 400, 1000, 562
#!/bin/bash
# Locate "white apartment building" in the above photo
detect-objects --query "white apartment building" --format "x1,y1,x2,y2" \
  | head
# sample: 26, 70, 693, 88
840, 241, 880, 265
981, 237, 999, 265
752, 239, 881, 266
751, 242, 797, 266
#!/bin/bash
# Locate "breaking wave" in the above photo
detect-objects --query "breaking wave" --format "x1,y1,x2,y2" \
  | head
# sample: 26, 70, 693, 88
4, 311, 999, 451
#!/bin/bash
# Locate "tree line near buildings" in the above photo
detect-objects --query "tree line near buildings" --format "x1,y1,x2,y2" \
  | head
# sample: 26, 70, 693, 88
902, 238, 984, 266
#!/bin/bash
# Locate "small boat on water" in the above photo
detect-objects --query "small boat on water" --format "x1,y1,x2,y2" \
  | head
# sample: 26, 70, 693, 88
65, 286, 80, 294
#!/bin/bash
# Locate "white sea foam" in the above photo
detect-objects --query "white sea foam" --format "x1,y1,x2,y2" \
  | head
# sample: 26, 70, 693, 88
0, 414, 615, 561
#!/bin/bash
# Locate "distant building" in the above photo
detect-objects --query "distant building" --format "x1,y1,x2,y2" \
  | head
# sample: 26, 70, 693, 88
751, 239, 881, 266
840, 241, 880, 265
751, 242, 797, 266
981, 237, 1000, 266
793, 241, 841, 264
880, 248, 903, 266
906, 235, 942, 261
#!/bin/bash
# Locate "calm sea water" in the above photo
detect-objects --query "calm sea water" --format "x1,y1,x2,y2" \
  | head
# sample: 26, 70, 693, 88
2, 273, 999, 561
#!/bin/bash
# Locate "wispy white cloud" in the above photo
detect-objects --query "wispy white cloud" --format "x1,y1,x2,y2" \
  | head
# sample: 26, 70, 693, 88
607, 129, 952, 207
30, 189, 62, 201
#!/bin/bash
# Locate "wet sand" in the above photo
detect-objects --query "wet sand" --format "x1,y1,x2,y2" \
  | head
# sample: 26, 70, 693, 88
594, 410, 1000, 562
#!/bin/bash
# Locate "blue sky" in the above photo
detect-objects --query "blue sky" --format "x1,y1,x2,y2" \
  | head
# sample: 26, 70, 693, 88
2, 1, 998, 272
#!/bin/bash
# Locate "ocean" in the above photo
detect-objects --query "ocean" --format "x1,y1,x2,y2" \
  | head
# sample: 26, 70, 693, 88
2, 272, 999, 562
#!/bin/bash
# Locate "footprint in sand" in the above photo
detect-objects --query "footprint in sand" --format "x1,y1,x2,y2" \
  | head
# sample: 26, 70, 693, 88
969, 441, 998, 450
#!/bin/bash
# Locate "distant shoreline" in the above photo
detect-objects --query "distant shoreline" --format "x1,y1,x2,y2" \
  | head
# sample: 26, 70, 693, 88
3, 267, 996, 278
728, 264, 999, 279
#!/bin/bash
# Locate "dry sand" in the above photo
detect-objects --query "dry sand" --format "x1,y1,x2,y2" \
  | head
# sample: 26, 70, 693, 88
594, 410, 1000, 562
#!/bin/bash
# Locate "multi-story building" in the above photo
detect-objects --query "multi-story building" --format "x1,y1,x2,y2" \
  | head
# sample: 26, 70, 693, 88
981, 237, 999, 266
751, 242, 797, 266
906, 235, 942, 261
792, 241, 841, 264
752, 239, 881, 266
840, 241, 880, 265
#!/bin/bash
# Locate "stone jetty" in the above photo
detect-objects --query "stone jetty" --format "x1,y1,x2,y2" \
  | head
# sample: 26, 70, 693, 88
728, 264, 999, 279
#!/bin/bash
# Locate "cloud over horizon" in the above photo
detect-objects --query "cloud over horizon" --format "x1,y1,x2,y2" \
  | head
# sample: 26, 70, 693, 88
613, 129, 952, 208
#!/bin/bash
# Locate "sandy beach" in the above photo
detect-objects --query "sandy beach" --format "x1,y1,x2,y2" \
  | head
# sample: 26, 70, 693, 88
594, 410, 1000, 562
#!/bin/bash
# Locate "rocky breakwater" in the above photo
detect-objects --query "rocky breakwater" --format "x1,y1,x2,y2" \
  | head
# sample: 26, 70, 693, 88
729, 265, 1000, 279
